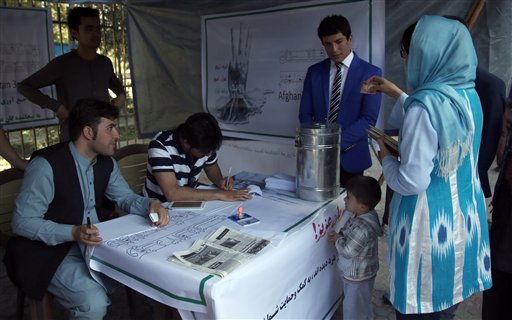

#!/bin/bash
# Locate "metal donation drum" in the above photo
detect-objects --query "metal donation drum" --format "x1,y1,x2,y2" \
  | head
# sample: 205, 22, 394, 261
295, 123, 340, 201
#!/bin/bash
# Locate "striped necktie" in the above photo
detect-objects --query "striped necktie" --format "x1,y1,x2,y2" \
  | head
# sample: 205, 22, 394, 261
328, 63, 342, 123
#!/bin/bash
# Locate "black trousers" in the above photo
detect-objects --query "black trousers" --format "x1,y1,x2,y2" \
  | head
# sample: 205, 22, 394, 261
395, 303, 459, 320
395, 310, 442, 320
482, 269, 512, 320
382, 185, 394, 226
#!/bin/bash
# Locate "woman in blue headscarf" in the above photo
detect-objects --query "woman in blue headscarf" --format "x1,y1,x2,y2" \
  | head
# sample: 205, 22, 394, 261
367, 15, 491, 318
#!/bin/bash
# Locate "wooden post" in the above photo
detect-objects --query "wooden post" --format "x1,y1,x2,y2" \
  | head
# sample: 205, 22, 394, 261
466, 0, 486, 30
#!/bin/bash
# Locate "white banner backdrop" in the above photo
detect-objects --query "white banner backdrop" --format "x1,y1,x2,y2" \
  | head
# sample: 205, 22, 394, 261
202, 0, 385, 141
0, 7, 56, 130
216, 139, 297, 177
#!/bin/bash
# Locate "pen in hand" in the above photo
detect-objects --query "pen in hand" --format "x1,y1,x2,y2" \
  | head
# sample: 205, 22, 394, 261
83, 217, 91, 256
225, 167, 233, 190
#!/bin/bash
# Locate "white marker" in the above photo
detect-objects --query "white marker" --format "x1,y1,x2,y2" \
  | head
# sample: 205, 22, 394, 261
149, 212, 159, 223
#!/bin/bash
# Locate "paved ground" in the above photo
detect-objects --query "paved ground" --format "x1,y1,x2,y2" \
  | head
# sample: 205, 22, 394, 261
0, 155, 496, 319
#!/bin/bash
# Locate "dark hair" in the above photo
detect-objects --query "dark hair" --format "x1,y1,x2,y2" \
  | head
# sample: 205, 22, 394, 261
67, 7, 100, 38
68, 99, 119, 142
346, 175, 382, 210
178, 113, 222, 153
317, 15, 351, 40
400, 21, 417, 56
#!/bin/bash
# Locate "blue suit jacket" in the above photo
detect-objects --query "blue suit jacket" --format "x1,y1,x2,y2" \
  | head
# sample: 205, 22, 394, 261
299, 53, 382, 172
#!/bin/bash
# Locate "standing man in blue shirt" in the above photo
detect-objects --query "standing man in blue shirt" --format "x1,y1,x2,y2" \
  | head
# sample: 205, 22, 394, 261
4, 99, 169, 319
299, 15, 382, 187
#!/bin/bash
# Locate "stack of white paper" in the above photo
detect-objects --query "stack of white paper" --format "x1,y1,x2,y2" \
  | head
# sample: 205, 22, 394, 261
265, 173, 296, 192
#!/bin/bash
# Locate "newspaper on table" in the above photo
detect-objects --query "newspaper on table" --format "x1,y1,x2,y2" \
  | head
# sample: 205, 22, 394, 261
168, 226, 271, 277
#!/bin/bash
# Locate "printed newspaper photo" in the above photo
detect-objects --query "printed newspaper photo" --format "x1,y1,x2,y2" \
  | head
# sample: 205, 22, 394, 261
168, 226, 271, 277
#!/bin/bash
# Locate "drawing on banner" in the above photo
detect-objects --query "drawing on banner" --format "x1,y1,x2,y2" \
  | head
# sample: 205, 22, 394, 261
278, 48, 325, 64
215, 24, 268, 124
0, 8, 56, 129
203, 1, 384, 140
278, 71, 305, 90
105, 211, 227, 259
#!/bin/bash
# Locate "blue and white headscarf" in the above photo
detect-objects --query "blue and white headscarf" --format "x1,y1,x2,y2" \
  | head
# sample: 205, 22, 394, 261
403, 15, 477, 179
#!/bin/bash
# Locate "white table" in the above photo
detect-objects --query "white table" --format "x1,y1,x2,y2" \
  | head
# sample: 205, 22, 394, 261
90, 189, 345, 319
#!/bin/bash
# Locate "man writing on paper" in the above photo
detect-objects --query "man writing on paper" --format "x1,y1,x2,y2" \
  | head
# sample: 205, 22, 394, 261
299, 15, 382, 187
143, 112, 252, 202
4, 99, 169, 319
17, 7, 126, 141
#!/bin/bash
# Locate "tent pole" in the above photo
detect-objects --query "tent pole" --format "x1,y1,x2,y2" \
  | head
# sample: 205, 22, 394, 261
466, 0, 486, 30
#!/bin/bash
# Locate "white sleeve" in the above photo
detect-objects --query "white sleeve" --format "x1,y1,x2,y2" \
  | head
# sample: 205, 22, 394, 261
373, 92, 408, 152
382, 104, 437, 195
387, 92, 408, 129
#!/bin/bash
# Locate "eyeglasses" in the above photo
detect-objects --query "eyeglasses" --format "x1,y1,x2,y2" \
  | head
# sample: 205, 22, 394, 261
400, 46, 407, 59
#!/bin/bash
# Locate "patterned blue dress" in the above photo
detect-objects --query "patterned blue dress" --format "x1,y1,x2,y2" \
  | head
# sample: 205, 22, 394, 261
385, 16, 492, 314
388, 88, 492, 314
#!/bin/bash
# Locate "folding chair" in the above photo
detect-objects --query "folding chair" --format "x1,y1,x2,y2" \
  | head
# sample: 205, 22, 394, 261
0, 168, 54, 320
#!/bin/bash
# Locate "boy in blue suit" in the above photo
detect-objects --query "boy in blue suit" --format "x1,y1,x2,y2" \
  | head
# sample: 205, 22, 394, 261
299, 15, 382, 186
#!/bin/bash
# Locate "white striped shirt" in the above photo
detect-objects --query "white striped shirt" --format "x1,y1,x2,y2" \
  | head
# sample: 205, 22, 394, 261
143, 129, 217, 202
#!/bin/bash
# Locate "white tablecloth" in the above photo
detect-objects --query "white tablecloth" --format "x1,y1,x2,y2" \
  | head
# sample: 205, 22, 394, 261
90, 190, 345, 319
